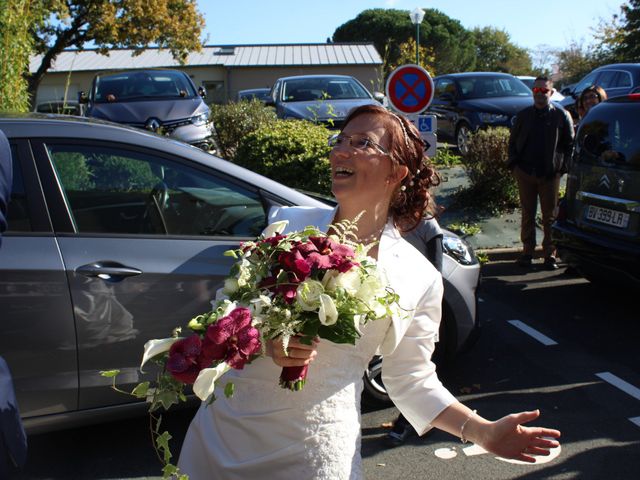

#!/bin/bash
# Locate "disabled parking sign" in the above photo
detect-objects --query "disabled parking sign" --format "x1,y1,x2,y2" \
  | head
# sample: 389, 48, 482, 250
385, 64, 434, 114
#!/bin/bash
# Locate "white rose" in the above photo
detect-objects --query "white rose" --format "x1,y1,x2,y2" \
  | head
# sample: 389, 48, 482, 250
356, 274, 386, 304
318, 293, 338, 326
222, 277, 239, 295
296, 279, 325, 311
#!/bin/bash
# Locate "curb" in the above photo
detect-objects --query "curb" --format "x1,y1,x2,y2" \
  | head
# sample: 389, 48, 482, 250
477, 246, 544, 262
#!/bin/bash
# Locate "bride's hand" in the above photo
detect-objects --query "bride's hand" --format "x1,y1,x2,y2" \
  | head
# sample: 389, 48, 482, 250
268, 336, 319, 367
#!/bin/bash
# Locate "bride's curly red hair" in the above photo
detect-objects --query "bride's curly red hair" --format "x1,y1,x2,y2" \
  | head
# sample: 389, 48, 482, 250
341, 104, 441, 232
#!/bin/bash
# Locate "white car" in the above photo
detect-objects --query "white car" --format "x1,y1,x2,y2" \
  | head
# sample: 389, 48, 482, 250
517, 76, 565, 102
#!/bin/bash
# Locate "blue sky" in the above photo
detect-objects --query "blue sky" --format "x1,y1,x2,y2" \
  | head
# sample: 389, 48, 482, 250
198, 0, 622, 52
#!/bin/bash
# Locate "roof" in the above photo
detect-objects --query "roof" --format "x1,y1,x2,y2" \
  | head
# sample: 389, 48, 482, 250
30, 44, 383, 73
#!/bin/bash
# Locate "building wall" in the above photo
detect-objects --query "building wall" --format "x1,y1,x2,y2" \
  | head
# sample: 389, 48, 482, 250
35, 64, 383, 106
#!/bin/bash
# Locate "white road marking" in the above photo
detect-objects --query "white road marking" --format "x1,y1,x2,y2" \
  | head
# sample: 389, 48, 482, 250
463, 444, 486, 456
496, 443, 562, 465
434, 447, 458, 459
595, 372, 640, 401
508, 320, 558, 346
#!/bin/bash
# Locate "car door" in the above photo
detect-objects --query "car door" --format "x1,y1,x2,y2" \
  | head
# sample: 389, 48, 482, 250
30, 138, 279, 411
428, 78, 458, 141
0, 139, 79, 420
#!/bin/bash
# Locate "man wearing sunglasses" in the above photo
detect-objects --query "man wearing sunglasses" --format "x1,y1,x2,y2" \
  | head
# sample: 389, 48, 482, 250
508, 76, 574, 270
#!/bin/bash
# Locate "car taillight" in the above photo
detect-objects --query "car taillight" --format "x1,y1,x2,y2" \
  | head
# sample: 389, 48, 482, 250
629, 93, 640, 101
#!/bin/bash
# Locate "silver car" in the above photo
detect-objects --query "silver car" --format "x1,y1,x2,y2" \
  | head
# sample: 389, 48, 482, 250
81, 69, 214, 149
266, 74, 384, 129
0, 115, 479, 431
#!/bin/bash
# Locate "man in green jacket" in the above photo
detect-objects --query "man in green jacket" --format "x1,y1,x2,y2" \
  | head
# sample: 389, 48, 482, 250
508, 76, 574, 270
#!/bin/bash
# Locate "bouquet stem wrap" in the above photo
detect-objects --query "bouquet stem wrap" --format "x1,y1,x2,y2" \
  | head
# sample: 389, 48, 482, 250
280, 365, 308, 391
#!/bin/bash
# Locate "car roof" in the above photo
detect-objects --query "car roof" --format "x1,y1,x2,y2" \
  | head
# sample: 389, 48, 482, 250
594, 63, 640, 70
0, 114, 326, 208
277, 74, 355, 81
435, 72, 516, 79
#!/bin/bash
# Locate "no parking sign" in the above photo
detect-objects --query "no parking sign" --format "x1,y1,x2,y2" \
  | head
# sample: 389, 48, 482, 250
385, 64, 434, 114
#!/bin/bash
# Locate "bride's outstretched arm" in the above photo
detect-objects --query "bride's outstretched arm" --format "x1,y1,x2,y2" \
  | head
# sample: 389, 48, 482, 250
430, 402, 561, 462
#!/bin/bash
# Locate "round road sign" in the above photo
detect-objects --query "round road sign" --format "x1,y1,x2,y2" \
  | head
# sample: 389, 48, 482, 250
385, 64, 434, 114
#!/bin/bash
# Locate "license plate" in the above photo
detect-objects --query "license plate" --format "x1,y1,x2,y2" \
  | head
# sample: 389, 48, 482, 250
586, 205, 630, 228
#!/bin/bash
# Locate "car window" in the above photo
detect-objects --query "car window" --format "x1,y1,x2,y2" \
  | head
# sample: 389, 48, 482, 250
574, 72, 598, 94
577, 105, 640, 169
45, 144, 268, 236
6, 144, 32, 232
611, 71, 632, 88
435, 79, 456, 98
458, 76, 530, 99
282, 78, 369, 102
597, 70, 619, 89
94, 71, 197, 103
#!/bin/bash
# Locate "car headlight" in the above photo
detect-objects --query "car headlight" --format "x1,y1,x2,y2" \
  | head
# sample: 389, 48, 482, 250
478, 112, 508, 123
191, 112, 209, 126
443, 233, 477, 265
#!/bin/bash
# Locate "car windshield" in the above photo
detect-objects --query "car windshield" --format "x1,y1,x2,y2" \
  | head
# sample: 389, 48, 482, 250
519, 78, 535, 89
281, 78, 370, 102
457, 76, 532, 99
576, 102, 640, 169
94, 71, 197, 103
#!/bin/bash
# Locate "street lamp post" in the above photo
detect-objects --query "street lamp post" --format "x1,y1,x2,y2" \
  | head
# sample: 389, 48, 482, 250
409, 7, 425, 66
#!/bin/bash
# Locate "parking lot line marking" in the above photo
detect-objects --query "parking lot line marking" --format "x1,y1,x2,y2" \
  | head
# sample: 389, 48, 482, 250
596, 372, 640, 401
629, 417, 640, 428
508, 320, 558, 346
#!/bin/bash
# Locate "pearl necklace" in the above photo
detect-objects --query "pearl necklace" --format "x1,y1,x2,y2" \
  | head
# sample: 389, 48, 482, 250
356, 225, 385, 244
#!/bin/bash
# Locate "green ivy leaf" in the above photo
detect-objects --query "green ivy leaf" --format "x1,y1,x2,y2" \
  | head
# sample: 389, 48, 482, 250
224, 382, 235, 398
99, 369, 120, 378
131, 381, 150, 398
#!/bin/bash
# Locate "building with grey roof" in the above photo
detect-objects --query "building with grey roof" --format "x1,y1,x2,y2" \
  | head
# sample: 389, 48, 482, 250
30, 43, 384, 107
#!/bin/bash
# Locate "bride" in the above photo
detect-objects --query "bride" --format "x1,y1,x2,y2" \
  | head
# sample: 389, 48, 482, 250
177, 104, 561, 479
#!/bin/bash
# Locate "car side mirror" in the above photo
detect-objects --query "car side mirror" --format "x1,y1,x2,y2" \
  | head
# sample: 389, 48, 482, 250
264, 98, 275, 107
198, 86, 207, 98
78, 91, 88, 104
373, 92, 385, 104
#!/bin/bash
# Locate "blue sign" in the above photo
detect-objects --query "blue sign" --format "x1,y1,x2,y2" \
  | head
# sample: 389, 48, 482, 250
418, 116, 432, 133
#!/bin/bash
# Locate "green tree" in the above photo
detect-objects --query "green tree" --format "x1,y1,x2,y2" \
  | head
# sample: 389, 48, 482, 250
0, 0, 37, 111
554, 40, 600, 84
28, 0, 205, 104
471, 27, 532, 74
618, 0, 640, 61
332, 8, 475, 76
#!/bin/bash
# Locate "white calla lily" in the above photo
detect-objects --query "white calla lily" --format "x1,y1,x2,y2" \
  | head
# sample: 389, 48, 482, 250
262, 220, 289, 238
318, 294, 338, 326
193, 363, 232, 401
140, 338, 181, 372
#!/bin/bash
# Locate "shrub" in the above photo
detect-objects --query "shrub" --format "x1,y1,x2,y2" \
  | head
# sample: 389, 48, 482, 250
457, 127, 519, 213
234, 120, 332, 195
210, 100, 277, 160
432, 147, 462, 168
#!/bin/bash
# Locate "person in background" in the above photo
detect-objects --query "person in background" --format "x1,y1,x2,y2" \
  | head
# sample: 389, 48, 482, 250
577, 85, 607, 120
508, 76, 574, 271
0, 128, 28, 477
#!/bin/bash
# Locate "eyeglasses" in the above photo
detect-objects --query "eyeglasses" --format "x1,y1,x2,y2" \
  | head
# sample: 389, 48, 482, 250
328, 133, 389, 155
583, 93, 600, 100
532, 87, 551, 94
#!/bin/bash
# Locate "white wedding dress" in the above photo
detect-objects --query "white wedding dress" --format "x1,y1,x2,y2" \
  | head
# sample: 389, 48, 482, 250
178, 317, 391, 480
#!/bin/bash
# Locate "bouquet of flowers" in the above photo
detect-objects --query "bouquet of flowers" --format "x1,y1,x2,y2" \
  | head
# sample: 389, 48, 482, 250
102, 217, 400, 477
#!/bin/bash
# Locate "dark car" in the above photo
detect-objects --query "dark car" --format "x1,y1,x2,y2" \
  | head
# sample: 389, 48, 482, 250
81, 69, 214, 149
236, 88, 271, 102
552, 93, 640, 287
34, 100, 84, 116
559, 63, 640, 121
265, 74, 383, 129
427, 72, 533, 155
0, 114, 479, 432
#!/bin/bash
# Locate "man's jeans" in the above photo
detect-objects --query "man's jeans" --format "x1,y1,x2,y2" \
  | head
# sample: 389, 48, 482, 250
513, 166, 561, 257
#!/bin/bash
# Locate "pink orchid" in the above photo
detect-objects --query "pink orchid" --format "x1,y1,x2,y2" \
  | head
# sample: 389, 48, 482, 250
202, 307, 261, 369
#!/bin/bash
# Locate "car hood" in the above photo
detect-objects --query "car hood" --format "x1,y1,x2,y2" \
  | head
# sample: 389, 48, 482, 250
283, 99, 378, 120
88, 98, 206, 123
459, 96, 533, 115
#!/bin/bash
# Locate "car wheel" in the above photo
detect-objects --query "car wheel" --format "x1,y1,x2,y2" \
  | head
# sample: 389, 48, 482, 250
455, 122, 471, 156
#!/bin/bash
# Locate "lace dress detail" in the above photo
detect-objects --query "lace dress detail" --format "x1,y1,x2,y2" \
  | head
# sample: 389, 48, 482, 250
178, 318, 391, 480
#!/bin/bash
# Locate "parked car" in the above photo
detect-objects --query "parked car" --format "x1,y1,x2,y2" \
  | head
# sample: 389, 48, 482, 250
552, 93, 640, 288
80, 69, 215, 150
34, 100, 84, 116
517, 76, 565, 102
265, 74, 384, 129
236, 88, 271, 102
559, 63, 640, 121
0, 114, 480, 432
427, 72, 533, 155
